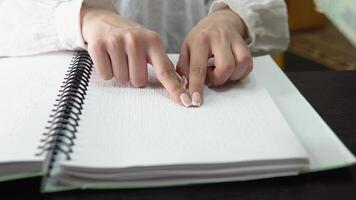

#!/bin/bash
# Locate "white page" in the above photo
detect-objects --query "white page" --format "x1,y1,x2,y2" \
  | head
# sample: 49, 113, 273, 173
250, 56, 356, 171
0, 51, 353, 173
0, 52, 71, 163
0, 50, 352, 185
64, 56, 308, 168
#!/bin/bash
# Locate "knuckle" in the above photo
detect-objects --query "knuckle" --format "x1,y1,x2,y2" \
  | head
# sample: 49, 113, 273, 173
196, 30, 209, 43
217, 31, 229, 43
210, 75, 225, 86
218, 30, 228, 38
190, 66, 206, 77
238, 54, 253, 66
106, 35, 123, 49
208, 30, 220, 39
159, 68, 176, 80
90, 39, 105, 52
146, 31, 162, 45
124, 32, 140, 49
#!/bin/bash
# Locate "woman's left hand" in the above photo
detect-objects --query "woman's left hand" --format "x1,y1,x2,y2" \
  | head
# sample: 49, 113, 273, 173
177, 7, 253, 107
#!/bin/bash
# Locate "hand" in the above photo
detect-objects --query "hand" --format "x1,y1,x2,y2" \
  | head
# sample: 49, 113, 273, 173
81, 5, 190, 107
177, 7, 253, 106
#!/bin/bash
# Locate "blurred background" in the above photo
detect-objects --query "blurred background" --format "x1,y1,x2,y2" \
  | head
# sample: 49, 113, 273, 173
274, 0, 356, 72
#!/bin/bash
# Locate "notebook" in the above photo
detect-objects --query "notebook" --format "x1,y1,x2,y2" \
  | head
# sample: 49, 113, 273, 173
0, 51, 354, 192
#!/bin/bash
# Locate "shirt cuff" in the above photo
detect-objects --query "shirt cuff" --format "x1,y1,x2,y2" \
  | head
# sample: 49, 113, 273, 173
84, 0, 119, 13
54, 0, 86, 50
209, 0, 254, 47
209, 0, 290, 55
54, 0, 118, 51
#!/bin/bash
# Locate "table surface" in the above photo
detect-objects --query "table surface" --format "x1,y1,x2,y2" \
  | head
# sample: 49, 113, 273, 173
1, 71, 356, 200
289, 22, 356, 70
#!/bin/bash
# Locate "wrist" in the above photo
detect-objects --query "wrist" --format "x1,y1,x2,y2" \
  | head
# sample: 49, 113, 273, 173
80, 4, 94, 43
80, 4, 116, 43
222, 7, 248, 41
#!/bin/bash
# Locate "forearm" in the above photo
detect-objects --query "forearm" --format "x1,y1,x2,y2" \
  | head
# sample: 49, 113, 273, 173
209, 0, 290, 55
0, 0, 117, 57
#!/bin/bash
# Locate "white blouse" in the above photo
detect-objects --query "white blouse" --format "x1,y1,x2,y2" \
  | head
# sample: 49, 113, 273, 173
0, 0, 289, 56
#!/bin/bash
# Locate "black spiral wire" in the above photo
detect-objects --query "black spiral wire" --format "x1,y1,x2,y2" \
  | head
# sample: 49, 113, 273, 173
35, 51, 93, 176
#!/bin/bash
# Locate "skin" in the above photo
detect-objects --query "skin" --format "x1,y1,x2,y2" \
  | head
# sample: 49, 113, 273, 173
81, 4, 252, 107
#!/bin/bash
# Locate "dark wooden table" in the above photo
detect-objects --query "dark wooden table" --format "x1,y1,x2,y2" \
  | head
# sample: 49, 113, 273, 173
1, 71, 356, 200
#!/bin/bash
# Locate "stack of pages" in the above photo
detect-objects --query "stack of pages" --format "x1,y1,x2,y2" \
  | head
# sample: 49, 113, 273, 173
0, 52, 354, 192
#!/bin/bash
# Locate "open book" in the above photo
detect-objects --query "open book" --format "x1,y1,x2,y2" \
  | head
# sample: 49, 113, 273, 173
0, 51, 354, 192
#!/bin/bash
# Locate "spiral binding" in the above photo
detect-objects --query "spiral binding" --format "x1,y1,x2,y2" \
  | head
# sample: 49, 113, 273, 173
36, 51, 93, 176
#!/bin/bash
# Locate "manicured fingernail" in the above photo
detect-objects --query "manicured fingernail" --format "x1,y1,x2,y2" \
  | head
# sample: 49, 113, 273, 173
181, 75, 188, 89
179, 93, 192, 107
192, 92, 202, 107
176, 72, 182, 81
176, 73, 188, 89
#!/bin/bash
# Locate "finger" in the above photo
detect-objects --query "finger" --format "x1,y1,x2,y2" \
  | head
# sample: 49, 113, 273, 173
147, 41, 190, 107
207, 39, 235, 87
107, 38, 129, 84
176, 42, 190, 79
239, 62, 253, 80
188, 39, 210, 107
230, 38, 253, 81
125, 33, 148, 87
88, 40, 113, 80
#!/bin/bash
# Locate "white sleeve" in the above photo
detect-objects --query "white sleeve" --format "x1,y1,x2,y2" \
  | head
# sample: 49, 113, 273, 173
209, 0, 290, 55
0, 0, 117, 57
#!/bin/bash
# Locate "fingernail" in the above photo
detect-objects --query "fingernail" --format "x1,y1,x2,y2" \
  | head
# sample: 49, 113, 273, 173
176, 72, 182, 81
181, 75, 188, 89
192, 92, 202, 107
179, 93, 192, 107
176, 73, 188, 89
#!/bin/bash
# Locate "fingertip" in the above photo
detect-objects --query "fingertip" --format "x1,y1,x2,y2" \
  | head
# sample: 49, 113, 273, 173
131, 75, 148, 88
188, 82, 204, 107
94, 60, 113, 81
100, 72, 114, 80
191, 91, 202, 107
179, 92, 193, 107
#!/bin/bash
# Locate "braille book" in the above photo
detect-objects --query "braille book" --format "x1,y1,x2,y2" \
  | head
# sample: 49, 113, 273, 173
0, 51, 354, 192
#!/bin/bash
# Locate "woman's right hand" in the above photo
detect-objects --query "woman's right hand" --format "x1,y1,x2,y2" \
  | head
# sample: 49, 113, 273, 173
81, 5, 192, 107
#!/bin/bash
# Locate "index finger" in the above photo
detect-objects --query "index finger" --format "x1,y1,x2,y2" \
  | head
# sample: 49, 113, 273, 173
188, 42, 210, 107
147, 45, 192, 107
